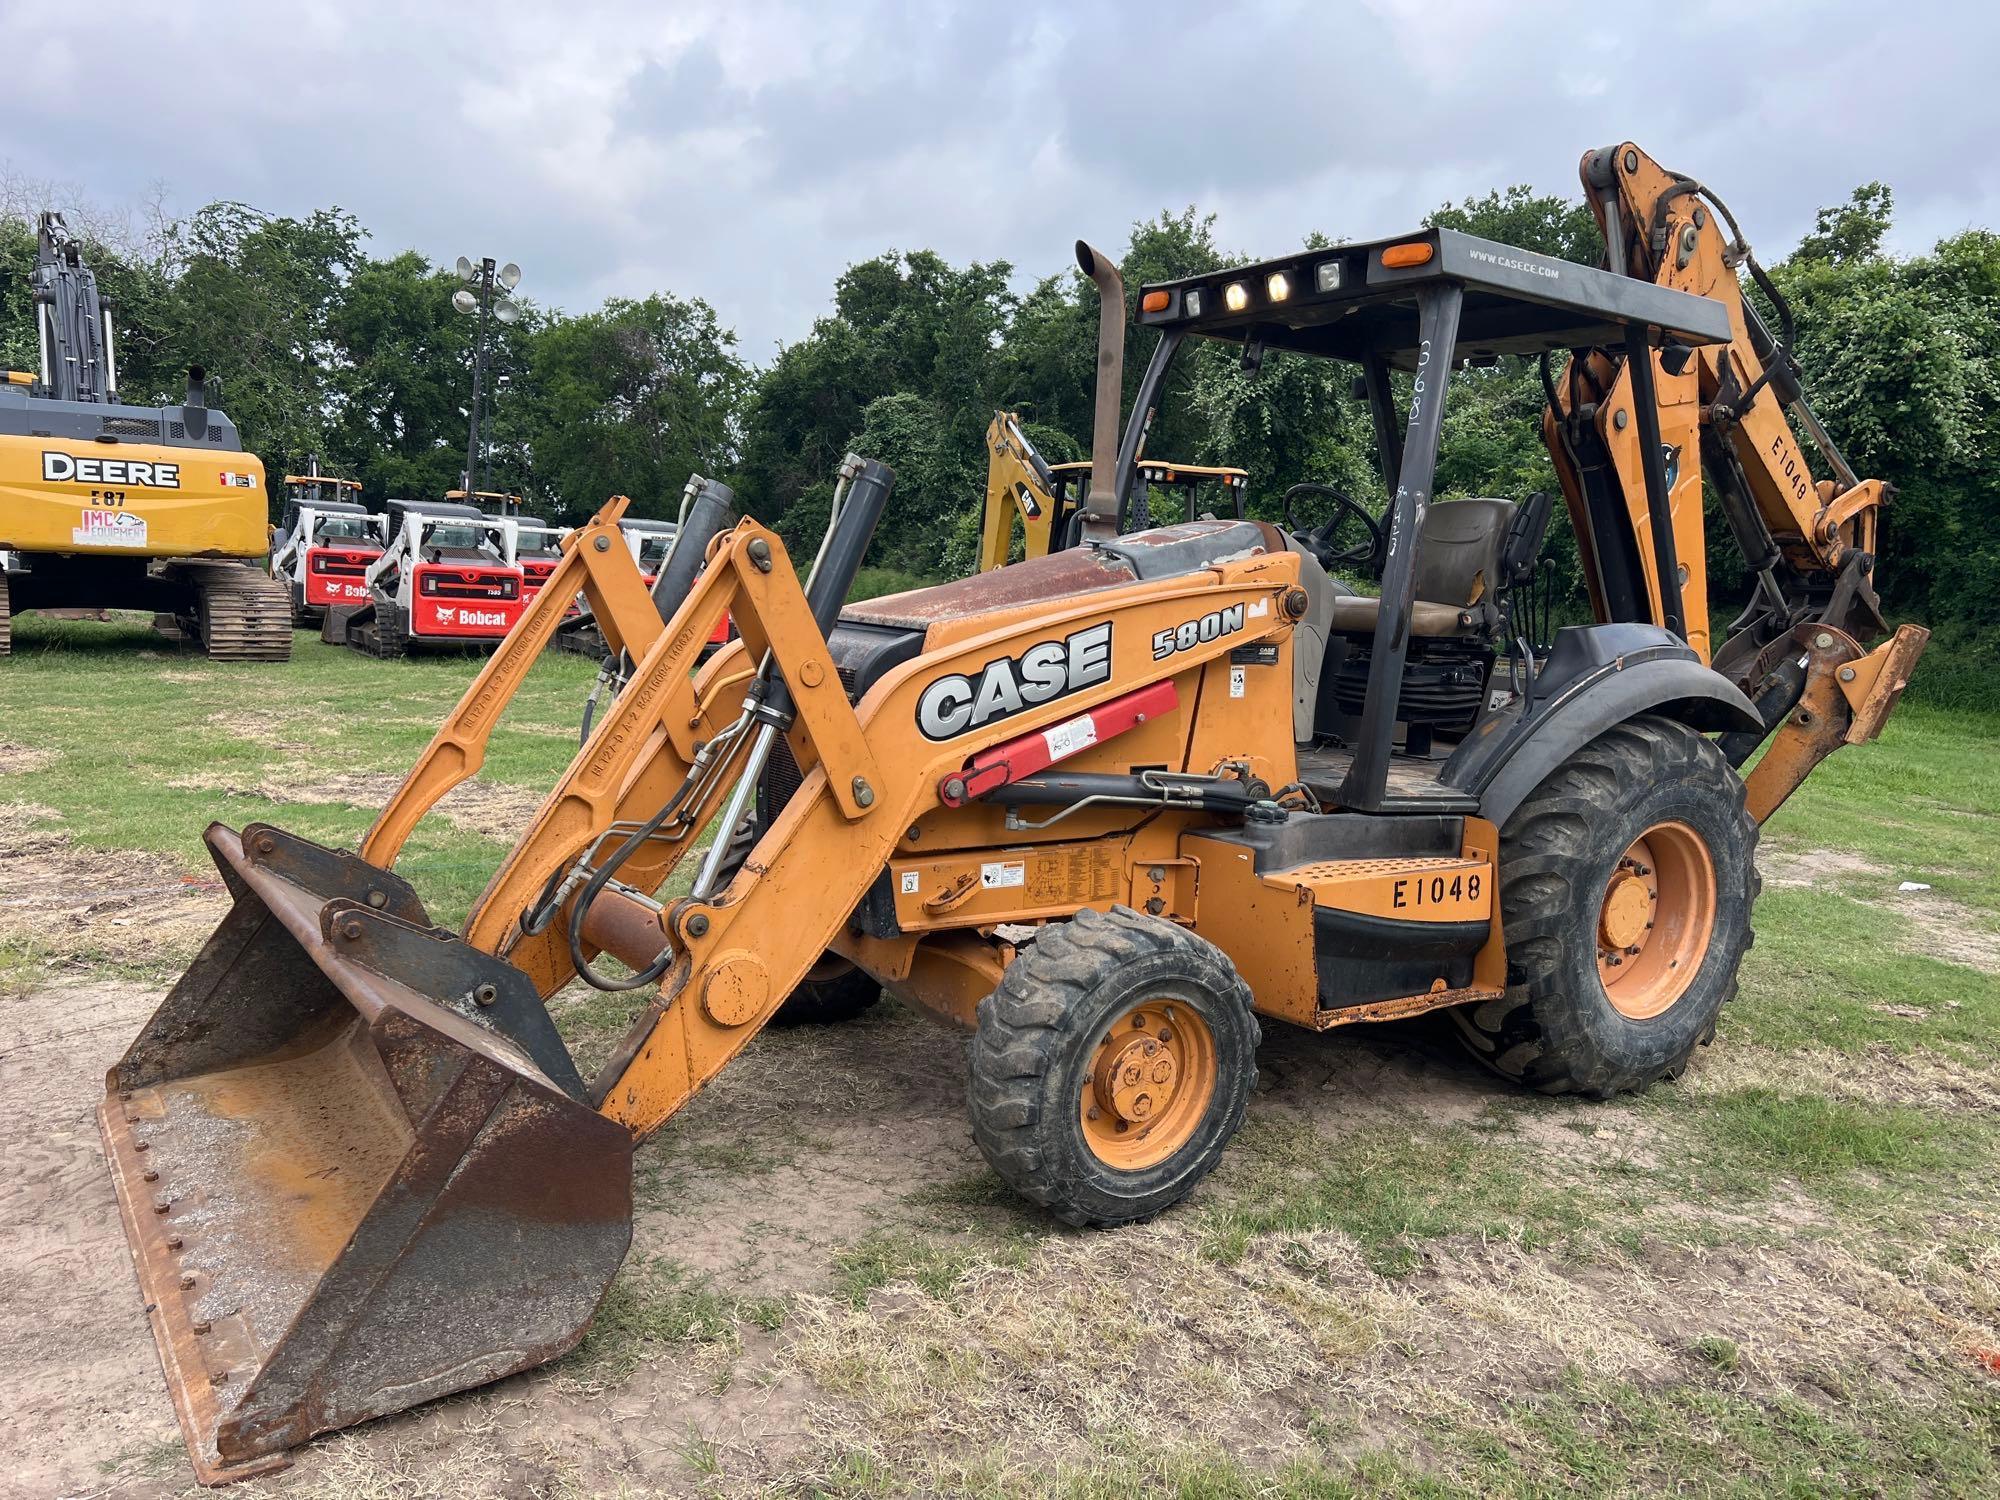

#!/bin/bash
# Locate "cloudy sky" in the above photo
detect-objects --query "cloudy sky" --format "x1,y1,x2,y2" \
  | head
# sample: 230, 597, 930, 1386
5, 0, 1994, 356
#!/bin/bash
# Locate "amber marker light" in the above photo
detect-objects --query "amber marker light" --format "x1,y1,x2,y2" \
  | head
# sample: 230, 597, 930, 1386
1381, 241, 1435, 268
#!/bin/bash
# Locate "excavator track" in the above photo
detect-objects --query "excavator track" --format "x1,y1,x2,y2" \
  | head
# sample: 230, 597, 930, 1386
179, 562, 294, 662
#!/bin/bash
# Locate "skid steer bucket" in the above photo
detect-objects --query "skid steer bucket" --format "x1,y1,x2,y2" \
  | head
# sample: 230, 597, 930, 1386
99, 822, 631, 1484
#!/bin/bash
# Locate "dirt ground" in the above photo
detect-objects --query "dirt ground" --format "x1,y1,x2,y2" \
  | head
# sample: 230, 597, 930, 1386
2, 785, 1997, 1495
4, 942, 1995, 1497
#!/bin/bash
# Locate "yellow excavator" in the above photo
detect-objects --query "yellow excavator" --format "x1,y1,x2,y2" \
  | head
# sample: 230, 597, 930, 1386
1, 213, 290, 659
100, 144, 1923, 1481
976, 406, 1247, 570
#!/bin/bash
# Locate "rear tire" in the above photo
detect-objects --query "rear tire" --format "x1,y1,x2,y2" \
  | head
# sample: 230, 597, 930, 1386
771, 958, 882, 1026
0, 569, 10, 657
1449, 715, 1757, 1097
969, 905, 1259, 1227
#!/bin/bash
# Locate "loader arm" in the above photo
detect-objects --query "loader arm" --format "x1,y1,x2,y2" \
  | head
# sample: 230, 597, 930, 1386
466, 518, 1302, 1137
1543, 141, 1927, 819
359, 496, 662, 866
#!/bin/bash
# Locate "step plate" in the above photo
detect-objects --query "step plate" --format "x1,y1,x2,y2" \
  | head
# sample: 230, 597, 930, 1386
1266, 855, 1492, 923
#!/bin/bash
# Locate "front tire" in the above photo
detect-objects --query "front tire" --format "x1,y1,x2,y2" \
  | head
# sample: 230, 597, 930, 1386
1450, 715, 1757, 1097
969, 905, 1259, 1227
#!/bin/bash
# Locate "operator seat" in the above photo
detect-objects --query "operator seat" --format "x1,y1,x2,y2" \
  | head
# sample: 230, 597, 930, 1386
1326, 497, 1518, 639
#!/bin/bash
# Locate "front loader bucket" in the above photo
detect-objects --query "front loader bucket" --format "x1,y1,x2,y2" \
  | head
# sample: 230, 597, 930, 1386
99, 823, 632, 1484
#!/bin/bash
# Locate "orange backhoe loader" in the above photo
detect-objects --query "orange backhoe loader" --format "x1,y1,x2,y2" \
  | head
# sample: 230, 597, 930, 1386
99, 143, 1924, 1481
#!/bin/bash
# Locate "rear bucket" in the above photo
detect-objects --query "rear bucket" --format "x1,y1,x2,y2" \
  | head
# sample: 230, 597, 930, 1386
99, 823, 631, 1484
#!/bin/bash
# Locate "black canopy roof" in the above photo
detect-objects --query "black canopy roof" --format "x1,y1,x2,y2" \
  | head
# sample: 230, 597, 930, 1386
1138, 228, 1731, 370
388, 498, 489, 523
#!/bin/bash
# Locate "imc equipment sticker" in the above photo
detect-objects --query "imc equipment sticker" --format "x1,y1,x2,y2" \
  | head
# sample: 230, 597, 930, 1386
72, 509, 149, 547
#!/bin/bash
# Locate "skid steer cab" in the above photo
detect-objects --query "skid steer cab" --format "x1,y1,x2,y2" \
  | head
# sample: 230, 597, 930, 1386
497, 512, 572, 607
321, 498, 523, 657
268, 474, 380, 626
105, 145, 1925, 1482
555, 513, 735, 662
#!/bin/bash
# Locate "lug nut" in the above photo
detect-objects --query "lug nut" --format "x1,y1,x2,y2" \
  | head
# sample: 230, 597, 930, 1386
133, 1139, 148, 1151
193, 1320, 212, 1335
180, 1274, 196, 1290
143, 1170, 159, 1183
153, 1200, 171, 1215
166, 1236, 184, 1251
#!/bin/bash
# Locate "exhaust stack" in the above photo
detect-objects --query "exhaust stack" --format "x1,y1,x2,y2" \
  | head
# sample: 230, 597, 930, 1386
1074, 240, 1125, 541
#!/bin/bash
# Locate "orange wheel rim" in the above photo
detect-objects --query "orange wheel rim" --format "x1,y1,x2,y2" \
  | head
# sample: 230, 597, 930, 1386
1596, 820, 1717, 1020
1079, 1000, 1216, 1171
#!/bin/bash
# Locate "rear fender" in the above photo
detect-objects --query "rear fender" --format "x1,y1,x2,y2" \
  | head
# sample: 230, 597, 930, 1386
1443, 624, 1759, 829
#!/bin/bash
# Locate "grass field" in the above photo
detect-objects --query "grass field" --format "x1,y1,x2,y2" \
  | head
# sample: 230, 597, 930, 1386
2, 613, 1997, 1498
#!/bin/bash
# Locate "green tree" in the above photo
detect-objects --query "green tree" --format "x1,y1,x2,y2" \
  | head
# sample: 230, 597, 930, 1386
519, 293, 750, 522
155, 203, 364, 480
324, 251, 531, 504
743, 249, 1015, 534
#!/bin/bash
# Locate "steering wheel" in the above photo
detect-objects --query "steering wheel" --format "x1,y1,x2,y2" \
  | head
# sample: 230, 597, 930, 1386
1284, 483, 1383, 572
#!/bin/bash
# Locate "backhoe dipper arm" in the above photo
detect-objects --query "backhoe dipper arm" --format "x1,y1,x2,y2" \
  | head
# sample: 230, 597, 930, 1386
1546, 142, 1927, 819
977, 412, 1062, 571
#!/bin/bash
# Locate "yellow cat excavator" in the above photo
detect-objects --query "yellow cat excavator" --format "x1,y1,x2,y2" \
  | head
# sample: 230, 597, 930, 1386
100, 144, 1924, 1481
